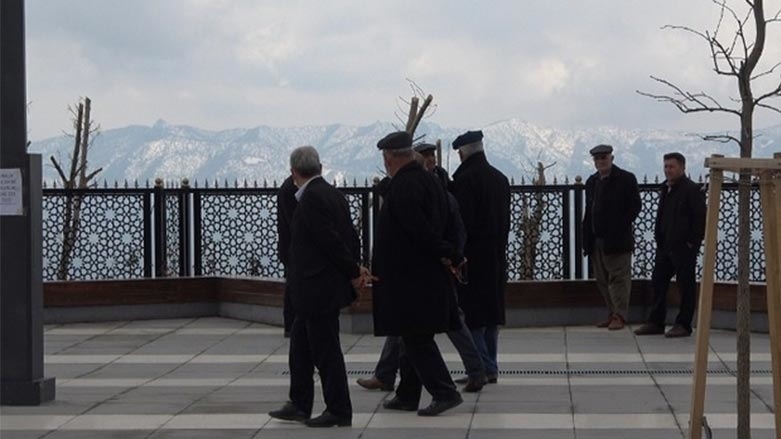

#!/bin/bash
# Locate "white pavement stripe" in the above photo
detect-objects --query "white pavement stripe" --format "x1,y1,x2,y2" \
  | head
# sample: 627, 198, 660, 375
6, 413, 773, 430
163, 414, 270, 429
59, 415, 173, 430
45, 352, 771, 364
575, 413, 678, 429
114, 355, 195, 364
45, 327, 284, 336
676, 413, 777, 429
49, 376, 775, 388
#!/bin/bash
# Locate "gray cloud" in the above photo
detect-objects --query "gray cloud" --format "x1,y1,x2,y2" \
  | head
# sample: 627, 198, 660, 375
25, 0, 781, 140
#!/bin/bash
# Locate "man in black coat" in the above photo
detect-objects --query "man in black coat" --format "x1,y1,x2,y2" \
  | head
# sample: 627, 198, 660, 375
582, 144, 642, 330
372, 131, 465, 416
635, 152, 706, 338
268, 146, 368, 428
450, 130, 510, 384
276, 176, 297, 337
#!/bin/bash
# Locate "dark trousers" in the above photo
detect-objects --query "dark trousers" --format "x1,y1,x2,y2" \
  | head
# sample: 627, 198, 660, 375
395, 334, 459, 404
374, 309, 485, 385
283, 283, 294, 334
469, 325, 498, 376
288, 311, 352, 418
648, 248, 698, 331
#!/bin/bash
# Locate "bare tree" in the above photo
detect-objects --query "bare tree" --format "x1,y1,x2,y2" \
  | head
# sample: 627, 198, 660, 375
394, 79, 437, 140
50, 97, 102, 280
637, 1, 780, 436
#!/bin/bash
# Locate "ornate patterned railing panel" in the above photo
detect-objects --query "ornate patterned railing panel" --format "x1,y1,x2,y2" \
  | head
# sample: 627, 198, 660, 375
42, 190, 150, 280
507, 187, 567, 280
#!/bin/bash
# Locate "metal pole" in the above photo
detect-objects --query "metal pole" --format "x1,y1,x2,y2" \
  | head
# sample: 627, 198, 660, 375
1, 0, 56, 405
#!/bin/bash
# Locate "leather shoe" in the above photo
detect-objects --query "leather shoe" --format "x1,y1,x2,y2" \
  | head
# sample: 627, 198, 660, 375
596, 313, 614, 328
305, 411, 351, 428
417, 394, 463, 416
486, 373, 498, 384
382, 396, 418, 411
462, 376, 486, 393
634, 323, 665, 336
608, 314, 626, 330
269, 402, 309, 422
454, 376, 469, 385
357, 376, 394, 391
665, 324, 692, 338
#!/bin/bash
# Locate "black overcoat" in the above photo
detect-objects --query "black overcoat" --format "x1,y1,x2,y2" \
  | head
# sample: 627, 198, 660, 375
276, 176, 298, 268
582, 164, 642, 256
371, 161, 462, 336
287, 177, 360, 317
450, 152, 511, 328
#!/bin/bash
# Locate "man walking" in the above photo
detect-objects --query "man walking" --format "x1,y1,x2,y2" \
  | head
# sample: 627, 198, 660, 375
372, 131, 464, 416
582, 144, 642, 330
268, 146, 368, 427
450, 130, 510, 384
635, 152, 706, 338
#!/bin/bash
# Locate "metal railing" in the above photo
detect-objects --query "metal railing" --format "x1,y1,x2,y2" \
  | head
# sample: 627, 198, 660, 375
41, 180, 765, 283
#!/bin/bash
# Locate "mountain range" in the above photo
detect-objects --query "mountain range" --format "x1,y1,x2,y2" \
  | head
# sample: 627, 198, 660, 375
30, 119, 781, 186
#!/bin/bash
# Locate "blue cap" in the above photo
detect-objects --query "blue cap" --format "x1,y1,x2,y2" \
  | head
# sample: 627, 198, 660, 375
452, 130, 483, 150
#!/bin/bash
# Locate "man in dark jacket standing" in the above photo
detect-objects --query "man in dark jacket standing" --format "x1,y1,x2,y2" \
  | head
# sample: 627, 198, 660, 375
582, 144, 642, 330
635, 152, 706, 338
450, 130, 510, 384
372, 131, 465, 416
268, 146, 368, 428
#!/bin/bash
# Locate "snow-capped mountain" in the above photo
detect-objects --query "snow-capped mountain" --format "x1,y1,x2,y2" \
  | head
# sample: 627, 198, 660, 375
30, 119, 781, 186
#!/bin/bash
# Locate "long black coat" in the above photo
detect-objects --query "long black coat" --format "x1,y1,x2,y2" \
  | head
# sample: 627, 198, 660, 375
276, 176, 298, 268
287, 177, 360, 317
371, 161, 462, 336
582, 164, 642, 256
654, 176, 706, 256
450, 152, 511, 328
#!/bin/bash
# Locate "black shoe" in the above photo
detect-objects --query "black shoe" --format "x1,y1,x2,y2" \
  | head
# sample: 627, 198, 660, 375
462, 376, 487, 393
665, 324, 692, 338
454, 376, 469, 385
269, 402, 309, 422
357, 376, 394, 391
305, 411, 351, 428
486, 373, 498, 384
634, 323, 665, 336
417, 394, 463, 416
382, 396, 418, 411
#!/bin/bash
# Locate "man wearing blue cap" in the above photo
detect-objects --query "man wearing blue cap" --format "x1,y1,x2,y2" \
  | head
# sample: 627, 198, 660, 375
450, 130, 510, 385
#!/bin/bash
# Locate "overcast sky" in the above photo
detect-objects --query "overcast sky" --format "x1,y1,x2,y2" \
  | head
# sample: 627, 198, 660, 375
25, 0, 781, 140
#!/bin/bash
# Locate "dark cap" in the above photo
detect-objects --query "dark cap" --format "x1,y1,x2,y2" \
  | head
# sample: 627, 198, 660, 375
377, 131, 412, 150
413, 143, 437, 154
589, 144, 613, 156
452, 130, 483, 150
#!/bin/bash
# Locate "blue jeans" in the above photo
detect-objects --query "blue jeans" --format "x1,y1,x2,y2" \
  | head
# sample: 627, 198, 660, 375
469, 326, 499, 376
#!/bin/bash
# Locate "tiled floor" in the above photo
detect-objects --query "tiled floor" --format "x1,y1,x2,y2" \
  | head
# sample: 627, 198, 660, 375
0, 317, 777, 438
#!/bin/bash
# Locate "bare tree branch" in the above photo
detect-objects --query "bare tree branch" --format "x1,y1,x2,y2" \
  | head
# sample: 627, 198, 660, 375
754, 80, 781, 103
756, 102, 781, 114
85, 167, 103, 183
637, 76, 741, 116
703, 134, 741, 146
50, 156, 69, 185
751, 61, 781, 79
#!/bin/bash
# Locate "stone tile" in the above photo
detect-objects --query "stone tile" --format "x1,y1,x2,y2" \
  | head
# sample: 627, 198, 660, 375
570, 386, 670, 414
59, 414, 172, 430
468, 430, 574, 439
44, 431, 154, 439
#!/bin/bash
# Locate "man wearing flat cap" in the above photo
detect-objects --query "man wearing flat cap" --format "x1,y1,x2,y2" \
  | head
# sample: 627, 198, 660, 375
371, 131, 465, 416
582, 144, 641, 330
414, 143, 451, 190
450, 130, 510, 386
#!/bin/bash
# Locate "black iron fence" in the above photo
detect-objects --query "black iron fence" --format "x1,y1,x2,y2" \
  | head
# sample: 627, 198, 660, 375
41, 180, 766, 283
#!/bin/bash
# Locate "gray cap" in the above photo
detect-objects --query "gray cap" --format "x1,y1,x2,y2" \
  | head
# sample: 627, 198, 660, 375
589, 144, 613, 156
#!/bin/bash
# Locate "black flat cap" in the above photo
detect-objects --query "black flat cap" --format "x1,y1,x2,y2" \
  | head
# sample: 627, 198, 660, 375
589, 144, 613, 155
377, 131, 412, 150
452, 130, 483, 150
413, 143, 437, 154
